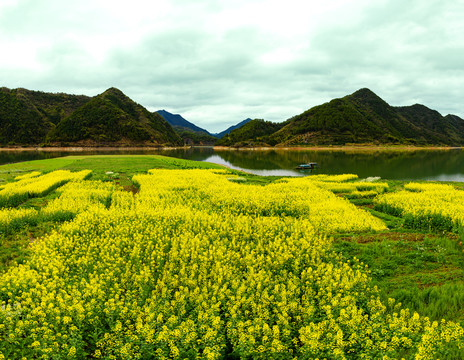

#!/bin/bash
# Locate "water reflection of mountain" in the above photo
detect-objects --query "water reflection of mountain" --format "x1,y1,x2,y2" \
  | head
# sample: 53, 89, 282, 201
0, 148, 216, 167
0, 151, 67, 166
212, 149, 464, 180
159, 147, 215, 162
214, 150, 295, 170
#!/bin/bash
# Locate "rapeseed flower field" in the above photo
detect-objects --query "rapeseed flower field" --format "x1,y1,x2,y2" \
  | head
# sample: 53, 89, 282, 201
375, 182, 464, 232
0, 170, 91, 208
0, 168, 463, 359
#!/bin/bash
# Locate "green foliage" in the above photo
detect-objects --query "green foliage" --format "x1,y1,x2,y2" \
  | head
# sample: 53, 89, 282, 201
397, 105, 464, 146
270, 90, 409, 146
335, 232, 464, 328
229, 88, 464, 147
174, 127, 218, 145
48, 88, 182, 145
0, 89, 52, 145
0, 87, 182, 147
0, 221, 59, 273
216, 119, 284, 146
0, 87, 92, 145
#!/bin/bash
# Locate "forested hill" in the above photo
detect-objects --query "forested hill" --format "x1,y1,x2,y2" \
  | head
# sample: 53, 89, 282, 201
223, 88, 464, 146
217, 119, 285, 146
0, 87, 90, 145
0, 87, 182, 146
2, 86, 463, 147
48, 88, 181, 145
212, 118, 252, 138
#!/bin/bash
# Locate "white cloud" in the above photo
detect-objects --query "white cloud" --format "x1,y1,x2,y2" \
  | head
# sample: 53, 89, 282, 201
0, 0, 463, 132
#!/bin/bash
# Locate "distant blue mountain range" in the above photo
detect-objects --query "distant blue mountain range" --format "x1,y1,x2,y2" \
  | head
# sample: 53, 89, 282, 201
156, 110, 251, 139
213, 118, 252, 138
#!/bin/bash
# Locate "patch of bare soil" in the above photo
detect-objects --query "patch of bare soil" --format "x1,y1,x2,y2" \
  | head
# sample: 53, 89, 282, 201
123, 185, 139, 194
338, 232, 432, 243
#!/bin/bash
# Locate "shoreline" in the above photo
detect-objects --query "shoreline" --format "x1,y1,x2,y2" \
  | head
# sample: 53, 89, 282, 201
0, 146, 190, 152
0, 145, 462, 152
213, 145, 463, 152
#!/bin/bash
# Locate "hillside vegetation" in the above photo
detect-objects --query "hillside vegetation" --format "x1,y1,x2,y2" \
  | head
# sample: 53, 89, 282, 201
213, 118, 252, 138
217, 119, 285, 146
223, 89, 464, 147
0, 88, 90, 145
172, 129, 218, 145
0, 87, 181, 147
48, 88, 181, 146
3, 86, 464, 147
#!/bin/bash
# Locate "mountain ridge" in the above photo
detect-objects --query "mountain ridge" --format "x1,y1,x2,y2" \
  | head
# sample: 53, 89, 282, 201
213, 118, 253, 138
216, 119, 285, 146
1, 86, 462, 147
156, 110, 211, 135
48, 88, 181, 146
0, 87, 182, 146
156, 110, 252, 139
225, 88, 464, 147
156, 110, 253, 144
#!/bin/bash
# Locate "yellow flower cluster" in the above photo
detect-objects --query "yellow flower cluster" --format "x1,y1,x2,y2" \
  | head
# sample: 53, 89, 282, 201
14, 171, 42, 181
293, 174, 389, 198
0, 169, 462, 359
135, 170, 386, 233
0, 170, 92, 208
403, 183, 456, 193
0, 207, 39, 234
312, 180, 389, 196
308, 174, 360, 182
0, 171, 95, 233
374, 182, 464, 231
42, 180, 115, 221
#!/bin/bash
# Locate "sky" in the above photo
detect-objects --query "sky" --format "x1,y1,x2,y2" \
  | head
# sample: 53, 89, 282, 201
0, 0, 463, 133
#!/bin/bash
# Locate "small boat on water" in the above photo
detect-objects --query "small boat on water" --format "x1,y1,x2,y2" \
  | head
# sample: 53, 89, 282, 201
296, 162, 317, 170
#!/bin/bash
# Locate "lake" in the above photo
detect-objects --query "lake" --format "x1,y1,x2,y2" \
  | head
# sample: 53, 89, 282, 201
1, 147, 464, 181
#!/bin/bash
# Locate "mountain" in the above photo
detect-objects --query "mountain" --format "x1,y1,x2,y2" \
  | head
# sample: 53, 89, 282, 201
0, 87, 90, 145
156, 109, 217, 145
223, 88, 464, 147
157, 110, 252, 139
269, 88, 411, 145
48, 88, 182, 146
0, 87, 182, 146
156, 110, 211, 134
216, 119, 285, 146
3, 86, 463, 147
394, 105, 464, 145
212, 118, 252, 138
156, 110, 253, 144
269, 88, 464, 146
445, 114, 464, 131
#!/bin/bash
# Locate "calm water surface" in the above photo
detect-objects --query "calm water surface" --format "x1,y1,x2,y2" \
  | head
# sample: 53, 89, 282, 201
1, 148, 464, 181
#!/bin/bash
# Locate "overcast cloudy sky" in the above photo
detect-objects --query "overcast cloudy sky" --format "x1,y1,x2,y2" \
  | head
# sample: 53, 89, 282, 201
0, 0, 462, 132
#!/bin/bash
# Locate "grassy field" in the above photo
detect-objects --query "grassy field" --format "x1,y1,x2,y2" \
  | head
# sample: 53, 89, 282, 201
0, 155, 221, 180
1, 155, 464, 359
334, 204, 464, 323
